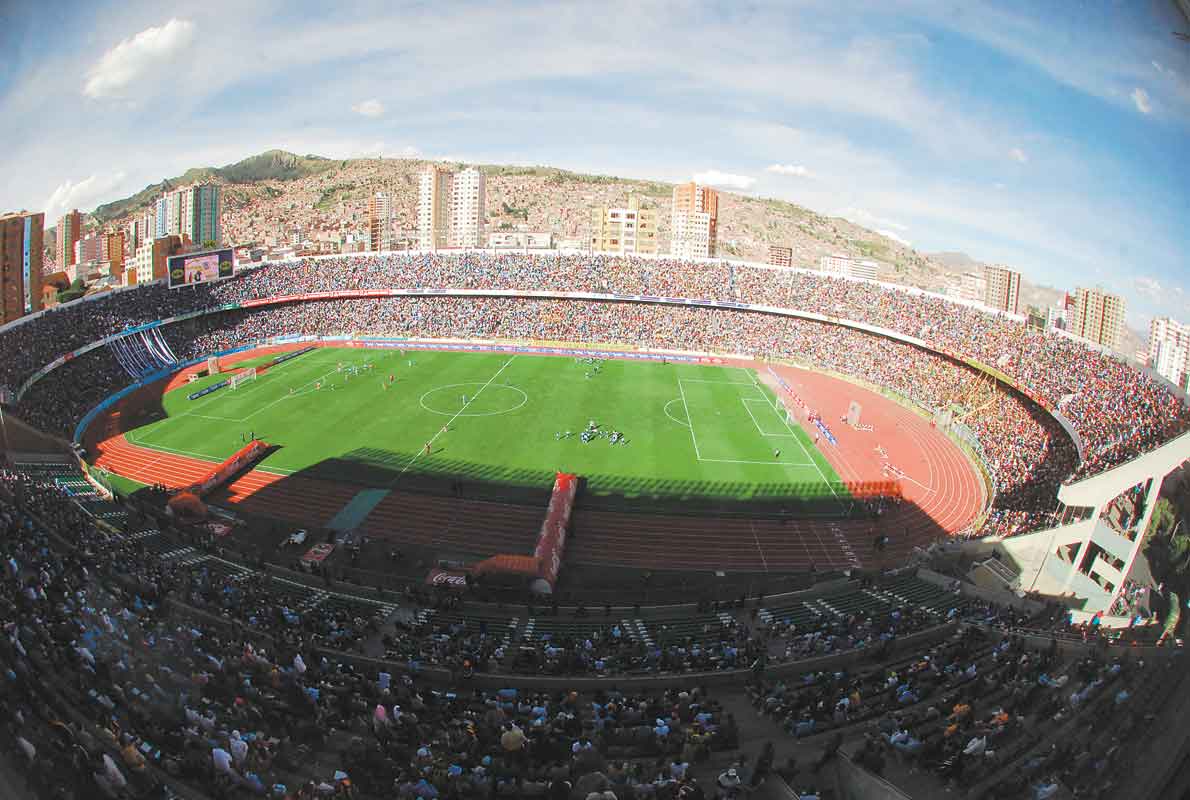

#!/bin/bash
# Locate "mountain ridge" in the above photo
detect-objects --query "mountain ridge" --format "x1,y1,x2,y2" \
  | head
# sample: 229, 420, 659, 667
82, 149, 1146, 353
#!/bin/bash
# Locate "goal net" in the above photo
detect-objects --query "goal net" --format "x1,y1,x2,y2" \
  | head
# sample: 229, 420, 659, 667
229, 368, 257, 390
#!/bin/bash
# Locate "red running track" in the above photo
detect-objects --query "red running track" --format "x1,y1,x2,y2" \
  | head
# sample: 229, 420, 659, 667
763, 363, 985, 537
85, 346, 986, 573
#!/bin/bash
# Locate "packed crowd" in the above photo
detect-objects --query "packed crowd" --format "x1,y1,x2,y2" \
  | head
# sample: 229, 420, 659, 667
4, 253, 1185, 482
3, 463, 1181, 800
0, 466, 772, 799
24, 295, 1075, 537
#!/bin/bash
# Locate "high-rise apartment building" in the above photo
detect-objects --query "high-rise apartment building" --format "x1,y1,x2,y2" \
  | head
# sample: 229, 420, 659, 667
154, 184, 221, 246
418, 165, 453, 250
155, 195, 170, 239
367, 192, 393, 252
590, 195, 657, 255
416, 165, 486, 250
768, 245, 793, 268
190, 184, 221, 246
984, 265, 1021, 314
670, 182, 719, 259
1069, 287, 1126, 350
1148, 317, 1190, 389
127, 209, 156, 252
449, 168, 486, 248
105, 231, 126, 278
56, 209, 81, 268
76, 232, 103, 265
0, 211, 44, 325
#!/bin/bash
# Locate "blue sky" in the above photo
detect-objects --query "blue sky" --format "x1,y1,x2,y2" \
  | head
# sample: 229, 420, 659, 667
1, 0, 1187, 330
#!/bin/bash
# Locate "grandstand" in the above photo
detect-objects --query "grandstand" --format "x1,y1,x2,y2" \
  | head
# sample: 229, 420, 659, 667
1, 251, 1187, 799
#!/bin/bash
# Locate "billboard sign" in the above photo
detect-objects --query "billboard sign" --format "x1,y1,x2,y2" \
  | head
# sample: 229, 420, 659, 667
168, 248, 234, 288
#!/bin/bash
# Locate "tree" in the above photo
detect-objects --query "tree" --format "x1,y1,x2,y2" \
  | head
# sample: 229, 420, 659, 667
201, 239, 218, 250
57, 278, 86, 304
1145, 498, 1177, 544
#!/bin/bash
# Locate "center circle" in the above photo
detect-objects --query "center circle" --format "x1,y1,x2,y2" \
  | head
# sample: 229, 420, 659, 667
419, 382, 529, 417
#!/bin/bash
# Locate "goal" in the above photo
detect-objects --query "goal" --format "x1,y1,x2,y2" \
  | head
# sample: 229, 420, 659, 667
229, 367, 257, 390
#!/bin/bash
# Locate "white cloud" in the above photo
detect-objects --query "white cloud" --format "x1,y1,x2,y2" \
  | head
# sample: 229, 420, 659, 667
766, 163, 811, 178
692, 169, 755, 190
84, 19, 195, 99
1131, 87, 1152, 114
877, 229, 913, 247
1008, 147, 1028, 163
42, 172, 128, 221
351, 98, 385, 118
1134, 275, 1163, 301
839, 206, 908, 232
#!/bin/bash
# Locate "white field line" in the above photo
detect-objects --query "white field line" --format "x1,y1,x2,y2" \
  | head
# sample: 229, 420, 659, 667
388, 356, 517, 486
765, 384, 845, 506
742, 398, 798, 438
676, 378, 703, 460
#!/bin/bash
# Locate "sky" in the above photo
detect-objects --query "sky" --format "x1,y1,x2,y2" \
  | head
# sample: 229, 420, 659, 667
0, 0, 1187, 329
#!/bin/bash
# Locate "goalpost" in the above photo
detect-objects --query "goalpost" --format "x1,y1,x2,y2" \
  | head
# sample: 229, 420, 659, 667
229, 368, 258, 390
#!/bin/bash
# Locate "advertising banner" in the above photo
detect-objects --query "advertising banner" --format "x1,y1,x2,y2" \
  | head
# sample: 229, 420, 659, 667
168, 248, 235, 288
188, 439, 269, 497
532, 472, 578, 594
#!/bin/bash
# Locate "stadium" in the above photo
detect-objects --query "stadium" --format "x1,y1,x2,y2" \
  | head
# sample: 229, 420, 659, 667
1, 249, 1189, 798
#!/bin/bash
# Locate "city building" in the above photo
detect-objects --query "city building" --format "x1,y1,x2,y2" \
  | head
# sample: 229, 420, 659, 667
367, 192, 393, 252
189, 184, 221, 246
155, 195, 170, 238
489, 231, 554, 249
848, 259, 879, 281
984, 265, 1022, 314
126, 209, 156, 252
418, 165, 453, 250
1046, 306, 1067, 331
76, 232, 103, 265
1148, 317, 1190, 389
959, 271, 987, 303
154, 184, 221, 246
818, 254, 878, 281
105, 231, 125, 280
1069, 287, 1127, 350
0, 211, 44, 325
448, 167, 486, 248
767, 245, 793, 268
130, 235, 183, 286
56, 209, 81, 268
589, 195, 657, 255
670, 182, 718, 259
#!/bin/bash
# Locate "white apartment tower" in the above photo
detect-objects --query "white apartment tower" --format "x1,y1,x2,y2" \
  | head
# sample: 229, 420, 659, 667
1148, 317, 1190, 388
448, 167, 486, 248
367, 192, 393, 252
418, 165, 485, 250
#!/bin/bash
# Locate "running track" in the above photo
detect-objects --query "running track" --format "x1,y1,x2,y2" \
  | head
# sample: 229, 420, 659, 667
87, 345, 986, 572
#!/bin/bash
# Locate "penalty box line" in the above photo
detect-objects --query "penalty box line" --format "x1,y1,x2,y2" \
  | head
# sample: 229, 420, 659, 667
741, 397, 799, 438
679, 378, 809, 467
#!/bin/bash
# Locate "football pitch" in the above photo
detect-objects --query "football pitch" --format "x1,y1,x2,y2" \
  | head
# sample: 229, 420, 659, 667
122, 348, 847, 503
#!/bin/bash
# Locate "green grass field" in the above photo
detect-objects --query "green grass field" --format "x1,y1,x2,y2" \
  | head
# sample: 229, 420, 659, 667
123, 348, 846, 503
